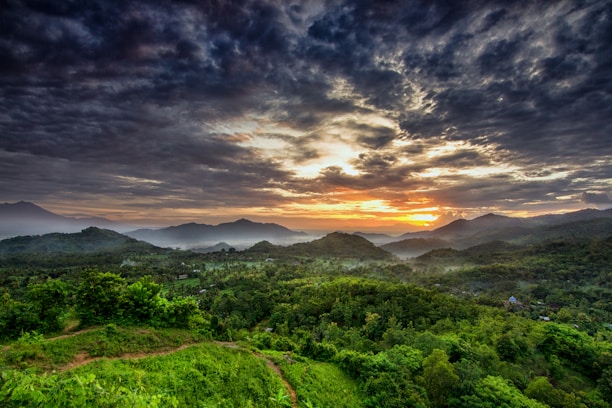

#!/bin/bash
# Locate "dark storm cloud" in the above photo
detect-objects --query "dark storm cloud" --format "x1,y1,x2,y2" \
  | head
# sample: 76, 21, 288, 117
0, 0, 299, 207
581, 192, 612, 205
1, 0, 610, 217
427, 150, 488, 169
402, 1, 611, 164
349, 122, 397, 149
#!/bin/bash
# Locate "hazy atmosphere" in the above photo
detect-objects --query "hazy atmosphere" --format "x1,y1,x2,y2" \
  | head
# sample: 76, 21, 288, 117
1, 0, 611, 232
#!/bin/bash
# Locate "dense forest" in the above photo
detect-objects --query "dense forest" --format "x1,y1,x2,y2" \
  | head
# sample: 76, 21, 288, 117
0, 230, 611, 407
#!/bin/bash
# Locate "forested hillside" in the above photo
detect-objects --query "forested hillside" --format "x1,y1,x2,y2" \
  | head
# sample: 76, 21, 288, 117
0, 227, 156, 255
0, 232, 610, 407
245, 232, 395, 260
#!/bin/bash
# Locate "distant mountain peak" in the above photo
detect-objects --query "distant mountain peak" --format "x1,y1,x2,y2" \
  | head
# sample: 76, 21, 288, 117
448, 218, 468, 224
126, 217, 306, 249
11, 200, 36, 207
4, 201, 37, 209
248, 240, 278, 251
474, 213, 516, 221
234, 218, 255, 224
326, 231, 350, 238
244, 231, 394, 260
0, 201, 130, 238
1, 200, 59, 215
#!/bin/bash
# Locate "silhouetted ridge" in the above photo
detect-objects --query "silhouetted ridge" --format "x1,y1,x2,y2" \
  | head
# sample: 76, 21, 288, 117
245, 240, 279, 254
244, 232, 394, 260
0, 201, 127, 237
127, 218, 306, 248
380, 238, 451, 258
0, 201, 67, 222
0, 227, 157, 255
392, 208, 612, 250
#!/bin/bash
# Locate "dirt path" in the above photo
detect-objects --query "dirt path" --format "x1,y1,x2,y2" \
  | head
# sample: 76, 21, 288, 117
1, 328, 98, 352
215, 341, 298, 408
57, 343, 195, 372
55, 340, 298, 408
259, 353, 298, 408
46, 327, 97, 341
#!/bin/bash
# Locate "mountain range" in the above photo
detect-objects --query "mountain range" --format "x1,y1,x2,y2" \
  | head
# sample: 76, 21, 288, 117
0, 201, 129, 238
1, 202, 610, 256
0, 228, 393, 262
379, 210, 612, 258
0, 202, 308, 248
126, 218, 308, 249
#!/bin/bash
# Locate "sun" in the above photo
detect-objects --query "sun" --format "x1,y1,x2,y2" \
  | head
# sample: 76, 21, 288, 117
401, 213, 439, 227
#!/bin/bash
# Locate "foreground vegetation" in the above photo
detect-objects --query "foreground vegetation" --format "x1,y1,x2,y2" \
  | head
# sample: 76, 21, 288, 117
0, 235, 611, 407
1, 331, 290, 407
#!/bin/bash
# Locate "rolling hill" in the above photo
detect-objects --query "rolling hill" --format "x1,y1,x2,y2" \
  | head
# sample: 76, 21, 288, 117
3, 202, 610, 252
127, 218, 308, 249
243, 232, 395, 260
352, 232, 398, 245
0, 201, 129, 238
380, 238, 451, 259
0, 227, 158, 256
390, 209, 612, 249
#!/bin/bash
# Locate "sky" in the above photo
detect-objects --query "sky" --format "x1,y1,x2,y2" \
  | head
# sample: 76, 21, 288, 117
1, 0, 611, 233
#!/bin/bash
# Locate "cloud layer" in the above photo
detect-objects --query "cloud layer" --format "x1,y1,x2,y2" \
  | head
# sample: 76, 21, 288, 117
1, 0, 610, 229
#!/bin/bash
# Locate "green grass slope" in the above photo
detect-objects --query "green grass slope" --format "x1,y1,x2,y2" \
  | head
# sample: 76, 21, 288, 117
0, 326, 365, 408
272, 353, 365, 408
0, 329, 286, 407
68, 343, 288, 407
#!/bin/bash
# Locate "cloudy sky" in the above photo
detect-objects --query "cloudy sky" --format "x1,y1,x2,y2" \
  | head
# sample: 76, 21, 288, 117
1, 0, 611, 232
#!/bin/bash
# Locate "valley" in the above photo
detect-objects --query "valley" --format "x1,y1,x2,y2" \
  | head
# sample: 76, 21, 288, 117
3, 1, 611, 406
0, 206, 611, 407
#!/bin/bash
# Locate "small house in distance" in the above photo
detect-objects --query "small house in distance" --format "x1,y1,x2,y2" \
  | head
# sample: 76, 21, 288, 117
504, 295, 523, 310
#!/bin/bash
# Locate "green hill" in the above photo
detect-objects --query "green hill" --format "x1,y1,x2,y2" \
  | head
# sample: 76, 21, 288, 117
0, 326, 363, 408
1, 235, 610, 407
0, 227, 158, 256
518, 217, 612, 244
244, 232, 395, 260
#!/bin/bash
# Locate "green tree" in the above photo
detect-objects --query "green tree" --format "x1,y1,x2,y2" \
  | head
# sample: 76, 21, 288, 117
163, 297, 200, 329
422, 348, 460, 407
453, 375, 547, 408
0, 293, 37, 339
363, 372, 429, 408
333, 349, 373, 379
374, 345, 423, 374
525, 376, 586, 408
453, 358, 483, 396
539, 323, 596, 376
598, 367, 612, 403
76, 271, 126, 326
496, 331, 528, 362
123, 276, 163, 323
26, 279, 69, 333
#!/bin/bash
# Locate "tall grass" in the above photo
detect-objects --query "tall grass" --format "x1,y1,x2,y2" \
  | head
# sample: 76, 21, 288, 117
1, 326, 209, 370
65, 343, 289, 407
1, 333, 292, 407
268, 352, 365, 408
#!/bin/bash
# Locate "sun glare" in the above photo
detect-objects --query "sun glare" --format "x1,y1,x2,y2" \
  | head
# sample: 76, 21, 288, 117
278, 195, 442, 231
402, 213, 439, 226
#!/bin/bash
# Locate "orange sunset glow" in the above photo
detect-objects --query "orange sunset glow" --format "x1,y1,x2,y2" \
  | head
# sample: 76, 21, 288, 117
1, 1, 610, 234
